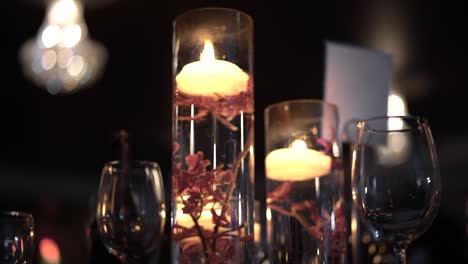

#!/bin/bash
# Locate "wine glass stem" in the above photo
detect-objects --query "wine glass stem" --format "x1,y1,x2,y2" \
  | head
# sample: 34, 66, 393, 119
395, 248, 407, 264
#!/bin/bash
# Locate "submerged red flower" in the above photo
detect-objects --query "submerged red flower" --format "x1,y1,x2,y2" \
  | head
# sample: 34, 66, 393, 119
172, 147, 252, 262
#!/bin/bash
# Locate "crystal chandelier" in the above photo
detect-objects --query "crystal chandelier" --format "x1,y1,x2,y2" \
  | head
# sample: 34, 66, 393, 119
19, 0, 107, 95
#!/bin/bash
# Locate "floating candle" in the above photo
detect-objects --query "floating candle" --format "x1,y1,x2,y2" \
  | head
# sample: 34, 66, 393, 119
175, 40, 249, 97
265, 139, 332, 181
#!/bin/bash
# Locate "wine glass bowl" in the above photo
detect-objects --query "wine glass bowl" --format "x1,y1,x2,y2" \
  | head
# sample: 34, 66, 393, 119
0, 211, 35, 264
352, 116, 441, 262
95, 161, 166, 263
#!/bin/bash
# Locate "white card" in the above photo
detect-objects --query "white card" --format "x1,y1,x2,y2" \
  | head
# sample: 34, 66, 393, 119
323, 41, 392, 142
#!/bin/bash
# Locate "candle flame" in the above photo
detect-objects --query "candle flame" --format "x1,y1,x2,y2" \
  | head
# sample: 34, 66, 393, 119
200, 40, 216, 62
291, 139, 307, 151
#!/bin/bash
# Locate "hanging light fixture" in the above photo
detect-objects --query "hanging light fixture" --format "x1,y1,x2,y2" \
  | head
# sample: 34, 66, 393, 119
19, 0, 107, 95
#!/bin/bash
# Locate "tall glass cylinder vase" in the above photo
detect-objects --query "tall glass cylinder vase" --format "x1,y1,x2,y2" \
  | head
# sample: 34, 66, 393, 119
265, 99, 347, 263
171, 8, 255, 264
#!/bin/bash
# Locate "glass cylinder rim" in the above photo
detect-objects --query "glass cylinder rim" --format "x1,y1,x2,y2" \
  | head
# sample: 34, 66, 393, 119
358, 115, 428, 133
0, 211, 34, 222
264, 99, 338, 114
103, 160, 161, 169
174, 7, 253, 25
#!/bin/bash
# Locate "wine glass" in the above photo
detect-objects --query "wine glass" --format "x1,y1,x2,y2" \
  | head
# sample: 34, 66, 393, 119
0, 211, 35, 263
96, 160, 166, 263
352, 116, 441, 263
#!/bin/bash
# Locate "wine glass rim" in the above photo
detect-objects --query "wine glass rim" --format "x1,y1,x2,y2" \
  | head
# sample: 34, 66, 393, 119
104, 160, 160, 168
359, 115, 428, 133
0, 211, 34, 221
174, 7, 253, 26
264, 98, 339, 113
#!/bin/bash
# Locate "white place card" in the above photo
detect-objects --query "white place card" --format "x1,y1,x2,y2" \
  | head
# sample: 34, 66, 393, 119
323, 41, 392, 142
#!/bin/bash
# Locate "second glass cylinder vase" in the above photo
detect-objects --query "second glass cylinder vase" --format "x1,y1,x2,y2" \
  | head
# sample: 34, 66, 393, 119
264, 100, 347, 264
171, 8, 255, 264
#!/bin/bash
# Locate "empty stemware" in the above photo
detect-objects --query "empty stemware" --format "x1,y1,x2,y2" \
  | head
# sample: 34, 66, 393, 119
95, 160, 166, 263
352, 116, 441, 263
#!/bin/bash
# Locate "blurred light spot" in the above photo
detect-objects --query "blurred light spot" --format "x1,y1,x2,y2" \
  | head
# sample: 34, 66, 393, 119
31, 58, 42, 74
41, 50, 57, 70
351, 149, 357, 185
388, 94, 406, 115
61, 24, 81, 47
332, 142, 339, 157
133, 225, 141, 232
331, 211, 335, 231
102, 224, 108, 234
351, 216, 357, 233
280, 233, 285, 244
254, 222, 261, 243
20, 238, 24, 254
373, 254, 382, 264
315, 178, 320, 197
266, 208, 272, 221
312, 126, 318, 136
378, 93, 410, 166
361, 232, 371, 244
388, 93, 407, 130
46, 76, 62, 95
41, 25, 61, 48
374, 230, 380, 239
378, 244, 387, 253
100, 195, 107, 217
39, 238, 61, 264
57, 49, 73, 68
18, 0, 107, 95
49, 0, 79, 25
368, 243, 376, 254
67, 55, 84, 76
63, 78, 78, 92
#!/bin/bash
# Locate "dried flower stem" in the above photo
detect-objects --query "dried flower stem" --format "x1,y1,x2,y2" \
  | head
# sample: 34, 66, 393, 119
172, 87, 255, 261
212, 112, 239, 131
189, 213, 209, 259
212, 123, 254, 251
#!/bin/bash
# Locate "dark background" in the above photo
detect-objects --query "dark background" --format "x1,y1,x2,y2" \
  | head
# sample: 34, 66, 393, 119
1, 0, 466, 263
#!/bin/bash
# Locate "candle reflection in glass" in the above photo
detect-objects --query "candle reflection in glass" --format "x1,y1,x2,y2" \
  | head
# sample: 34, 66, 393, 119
264, 99, 347, 264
